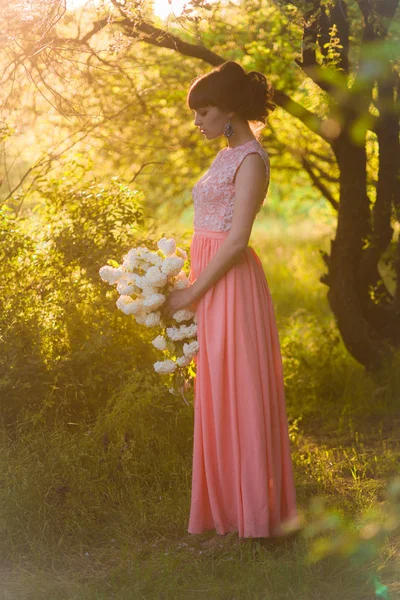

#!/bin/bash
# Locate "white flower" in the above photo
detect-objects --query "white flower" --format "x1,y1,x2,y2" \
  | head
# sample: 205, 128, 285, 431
154, 359, 177, 374
166, 323, 197, 341
122, 249, 139, 271
116, 295, 133, 313
124, 273, 137, 285
175, 270, 189, 281
157, 237, 176, 257
138, 259, 152, 271
116, 295, 145, 316
173, 279, 191, 290
145, 312, 161, 327
183, 340, 200, 358
141, 283, 160, 296
133, 274, 148, 289
139, 248, 155, 263
143, 293, 166, 311
176, 247, 188, 261
177, 355, 192, 367
172, 270, 190, 289
135, 314, 148, 325
134, 247, 154, 270
152, 335, 168, 351
161, 256, 184, 277
147, 251, 163, 267
129, 299, 147, 316
117, 275, 136, 296
145, 266, 168, 288
99, 265, 125, 285
173, 309, 195, 323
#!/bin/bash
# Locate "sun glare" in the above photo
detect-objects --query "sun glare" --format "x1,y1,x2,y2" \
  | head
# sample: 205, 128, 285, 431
152, 0, 187, 19
66, 0, 101, 9
66, 0, 188, 19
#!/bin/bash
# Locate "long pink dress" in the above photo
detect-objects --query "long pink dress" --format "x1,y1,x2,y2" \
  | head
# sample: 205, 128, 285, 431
187, 139, 298, 539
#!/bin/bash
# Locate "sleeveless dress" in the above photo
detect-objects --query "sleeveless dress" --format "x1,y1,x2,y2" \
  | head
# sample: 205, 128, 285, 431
187, 139, 298, 538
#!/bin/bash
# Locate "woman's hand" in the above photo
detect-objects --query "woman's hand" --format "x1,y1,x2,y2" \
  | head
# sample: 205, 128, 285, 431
161, 287, 197, 321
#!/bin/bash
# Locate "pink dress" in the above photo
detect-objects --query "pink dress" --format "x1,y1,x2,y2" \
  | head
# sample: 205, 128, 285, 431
187, 139, 298, 538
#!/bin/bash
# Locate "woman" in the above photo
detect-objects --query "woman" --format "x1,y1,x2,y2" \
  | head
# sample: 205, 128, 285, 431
162, 61, 298, 548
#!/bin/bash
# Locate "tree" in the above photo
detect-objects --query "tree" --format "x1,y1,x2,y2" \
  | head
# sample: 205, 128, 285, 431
277, 0, 400, 371
1, 0, 399, 369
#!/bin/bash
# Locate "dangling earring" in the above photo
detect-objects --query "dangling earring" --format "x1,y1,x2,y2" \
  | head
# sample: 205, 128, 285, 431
224, 116, 235, 138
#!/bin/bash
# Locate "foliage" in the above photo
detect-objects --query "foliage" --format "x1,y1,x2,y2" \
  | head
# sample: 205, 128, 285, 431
0, 210, 399, 594
302, 476, 400, 600
2, 0, 399, 367
0, 2, 399, 594
0, 164, 166, 423
0, 0, 331, 214
0, 368, 193, 560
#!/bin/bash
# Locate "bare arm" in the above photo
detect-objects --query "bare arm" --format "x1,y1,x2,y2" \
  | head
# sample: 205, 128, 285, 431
189, 152, 267, 305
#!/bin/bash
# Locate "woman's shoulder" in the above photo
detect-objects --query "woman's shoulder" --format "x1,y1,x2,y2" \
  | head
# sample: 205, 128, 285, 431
211, 139, 269, 185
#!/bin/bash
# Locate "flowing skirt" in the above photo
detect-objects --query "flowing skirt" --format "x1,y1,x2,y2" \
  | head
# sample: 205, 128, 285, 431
187, 227, 298, 538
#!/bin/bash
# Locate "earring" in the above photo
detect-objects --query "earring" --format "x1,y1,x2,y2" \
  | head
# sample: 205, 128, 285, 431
224, 116, 235, 138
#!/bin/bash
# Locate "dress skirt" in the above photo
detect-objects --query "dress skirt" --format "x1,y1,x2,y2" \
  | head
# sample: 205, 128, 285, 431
187, 227, 298, 538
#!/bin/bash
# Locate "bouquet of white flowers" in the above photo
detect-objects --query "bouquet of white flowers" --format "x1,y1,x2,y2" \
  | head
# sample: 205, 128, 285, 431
99, 236, 198, 404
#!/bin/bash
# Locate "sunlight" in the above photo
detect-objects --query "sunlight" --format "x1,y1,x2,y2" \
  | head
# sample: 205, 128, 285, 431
152, 0, 187, 19
66, 0, 188, 18
66, 0, 101, 9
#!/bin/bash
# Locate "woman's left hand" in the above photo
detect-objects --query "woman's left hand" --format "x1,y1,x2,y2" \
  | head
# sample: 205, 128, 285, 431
161, 287, 196, 321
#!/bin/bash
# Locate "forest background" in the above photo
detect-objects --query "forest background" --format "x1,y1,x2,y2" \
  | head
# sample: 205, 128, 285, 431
0, 0, 400, 598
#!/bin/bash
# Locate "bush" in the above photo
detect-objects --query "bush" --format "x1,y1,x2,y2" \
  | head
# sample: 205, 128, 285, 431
0, 165, 176, 422
0, 369, 194, 560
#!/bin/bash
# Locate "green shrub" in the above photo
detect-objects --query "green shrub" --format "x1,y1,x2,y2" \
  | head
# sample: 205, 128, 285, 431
0, 166, 174, 422
0, 369, 194, 561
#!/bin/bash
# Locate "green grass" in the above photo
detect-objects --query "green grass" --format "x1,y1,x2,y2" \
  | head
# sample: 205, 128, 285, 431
0, 541, 384, 599
1, 214, 400, 599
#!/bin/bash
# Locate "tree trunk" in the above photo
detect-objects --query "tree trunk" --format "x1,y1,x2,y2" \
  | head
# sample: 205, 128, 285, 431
324, 123, 400, 370
326, 131, 394, 369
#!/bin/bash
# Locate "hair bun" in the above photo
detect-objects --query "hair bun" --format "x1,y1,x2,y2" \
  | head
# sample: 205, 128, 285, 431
187, 60, 276, 124
247, 71, 267, 90
244, 70, 275, 121
220, 61, 248, 82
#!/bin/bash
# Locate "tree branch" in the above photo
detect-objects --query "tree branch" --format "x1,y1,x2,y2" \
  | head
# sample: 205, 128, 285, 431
118, 17, 224, 65
2, 99, 138, 206
301, 156, 339, 210
129, 162, 165, 183
272, 89, 330, 141
54, 11, 331, 142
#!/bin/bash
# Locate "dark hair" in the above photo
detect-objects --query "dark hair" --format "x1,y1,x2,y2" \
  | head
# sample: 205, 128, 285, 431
187, 61, 275, 123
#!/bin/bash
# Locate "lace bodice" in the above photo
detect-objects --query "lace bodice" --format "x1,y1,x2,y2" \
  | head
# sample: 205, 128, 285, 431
192, 139, 270, 232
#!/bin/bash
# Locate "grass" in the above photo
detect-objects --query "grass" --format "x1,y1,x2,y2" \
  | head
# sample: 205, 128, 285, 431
0, 213, 399, 599
0, 541, 384, 599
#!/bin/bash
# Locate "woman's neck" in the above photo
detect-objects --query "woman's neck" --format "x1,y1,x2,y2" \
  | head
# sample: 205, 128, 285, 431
226, 122, 256, 148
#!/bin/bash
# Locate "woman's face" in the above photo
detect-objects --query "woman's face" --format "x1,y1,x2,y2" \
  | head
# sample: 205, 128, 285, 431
193, 105, 230, 140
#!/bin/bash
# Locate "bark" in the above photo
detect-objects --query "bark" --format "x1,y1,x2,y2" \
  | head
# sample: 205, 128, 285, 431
324, 88, 400, 367
326, 132, 391, 369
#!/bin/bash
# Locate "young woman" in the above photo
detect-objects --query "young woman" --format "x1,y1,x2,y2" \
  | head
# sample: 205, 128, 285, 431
162, 61, 298, 548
